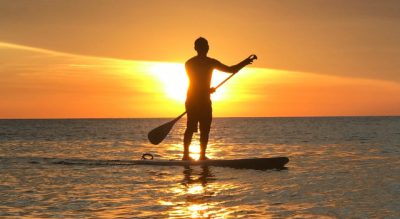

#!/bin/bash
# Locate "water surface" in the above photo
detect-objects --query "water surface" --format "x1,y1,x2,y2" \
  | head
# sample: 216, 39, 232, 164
1, 117, 399, 218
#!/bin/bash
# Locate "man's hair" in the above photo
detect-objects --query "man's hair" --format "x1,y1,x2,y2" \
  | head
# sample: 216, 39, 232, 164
194, 37, 209, 53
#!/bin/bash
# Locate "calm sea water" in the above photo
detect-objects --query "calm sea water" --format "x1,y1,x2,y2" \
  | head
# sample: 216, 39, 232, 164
0, 117, 399, 218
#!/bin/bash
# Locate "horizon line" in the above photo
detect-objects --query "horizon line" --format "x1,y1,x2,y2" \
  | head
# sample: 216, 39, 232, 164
1, 115, 399, 120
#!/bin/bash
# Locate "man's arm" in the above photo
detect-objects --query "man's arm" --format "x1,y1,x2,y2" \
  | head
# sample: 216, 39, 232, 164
209, 55, 257, 93
214, 54, 257, 74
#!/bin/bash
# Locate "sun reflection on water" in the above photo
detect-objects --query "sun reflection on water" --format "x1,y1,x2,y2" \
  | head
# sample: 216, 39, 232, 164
167, 139, 219, 161
157, 166, 238, 218
189, 141, 201, 160
187, 204, 212, 218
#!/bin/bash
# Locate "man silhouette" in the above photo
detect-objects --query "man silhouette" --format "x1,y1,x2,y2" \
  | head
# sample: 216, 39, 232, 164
183, 37, 256, 160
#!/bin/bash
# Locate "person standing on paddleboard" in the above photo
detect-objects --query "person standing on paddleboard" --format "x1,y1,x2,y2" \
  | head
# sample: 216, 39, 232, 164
183, 37, 257, 160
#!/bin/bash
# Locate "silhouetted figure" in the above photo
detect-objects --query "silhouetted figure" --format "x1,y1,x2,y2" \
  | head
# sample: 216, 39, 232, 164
183, 37, 256, 160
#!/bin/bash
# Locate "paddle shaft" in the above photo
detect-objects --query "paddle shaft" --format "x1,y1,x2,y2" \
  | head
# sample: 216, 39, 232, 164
147, 72, 239, 144
214, 72, 237, 90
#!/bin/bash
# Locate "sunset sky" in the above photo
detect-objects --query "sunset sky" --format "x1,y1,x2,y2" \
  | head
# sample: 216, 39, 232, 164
1, 0, 399, 118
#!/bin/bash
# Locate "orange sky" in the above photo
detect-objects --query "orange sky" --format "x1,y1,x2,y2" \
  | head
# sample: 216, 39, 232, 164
0, 1, 400, 118
1, 42, 399, 118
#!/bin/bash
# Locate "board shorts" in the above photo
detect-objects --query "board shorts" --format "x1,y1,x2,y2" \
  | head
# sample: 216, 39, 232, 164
185, 100, 212, 133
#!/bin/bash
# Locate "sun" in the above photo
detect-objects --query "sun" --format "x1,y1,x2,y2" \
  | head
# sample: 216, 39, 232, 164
149, 62, 188, 102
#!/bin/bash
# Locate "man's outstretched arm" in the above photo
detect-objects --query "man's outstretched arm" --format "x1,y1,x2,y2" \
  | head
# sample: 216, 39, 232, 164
214, 54, 257, 74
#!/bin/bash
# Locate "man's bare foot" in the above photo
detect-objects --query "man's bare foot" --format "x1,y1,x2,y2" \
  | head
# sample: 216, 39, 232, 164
199, 156, 210, 161
182, 156, 195, 161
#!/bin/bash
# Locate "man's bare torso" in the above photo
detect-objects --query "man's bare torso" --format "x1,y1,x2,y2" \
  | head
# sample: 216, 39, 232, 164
185, 56, 220, 102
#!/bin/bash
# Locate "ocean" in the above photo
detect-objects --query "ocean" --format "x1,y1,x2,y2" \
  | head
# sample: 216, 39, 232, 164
1, 117, 399, 218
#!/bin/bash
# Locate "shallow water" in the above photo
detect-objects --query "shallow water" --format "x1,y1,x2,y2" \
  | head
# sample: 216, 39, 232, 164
1, 117, 399, 218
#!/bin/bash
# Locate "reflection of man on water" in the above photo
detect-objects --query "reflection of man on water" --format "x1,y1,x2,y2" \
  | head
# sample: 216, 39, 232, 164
183, 37, 256, 160
182, 166, 214, 187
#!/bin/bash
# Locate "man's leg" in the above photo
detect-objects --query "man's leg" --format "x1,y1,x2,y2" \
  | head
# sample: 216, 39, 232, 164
183, 128, 194, 160
184, 101, 197, 160
199, 128, 210, 160
199, 104, 212, 160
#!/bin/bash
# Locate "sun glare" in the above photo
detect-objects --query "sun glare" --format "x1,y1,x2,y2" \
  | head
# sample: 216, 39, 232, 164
148, 62, 231, 103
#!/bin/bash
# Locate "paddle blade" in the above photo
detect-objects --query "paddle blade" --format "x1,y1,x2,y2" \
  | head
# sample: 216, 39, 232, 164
147, 112, 186, 145
148, 120, 176, 145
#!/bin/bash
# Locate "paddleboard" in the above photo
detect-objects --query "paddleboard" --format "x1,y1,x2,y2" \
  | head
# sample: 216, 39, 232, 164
22, 156, 288, 170
132, 157, 289, 170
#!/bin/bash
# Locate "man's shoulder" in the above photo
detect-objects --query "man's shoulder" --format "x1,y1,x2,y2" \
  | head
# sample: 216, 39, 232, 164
186, 56, 219, 65
208, 57, 221, 64
185, 56, 197, 64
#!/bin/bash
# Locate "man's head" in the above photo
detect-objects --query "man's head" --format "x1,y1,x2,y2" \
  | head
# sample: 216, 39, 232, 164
194, 37, 209, 56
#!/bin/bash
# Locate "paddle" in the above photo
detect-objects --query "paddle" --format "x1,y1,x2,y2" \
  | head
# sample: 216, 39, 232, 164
148, 55, 257, 145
